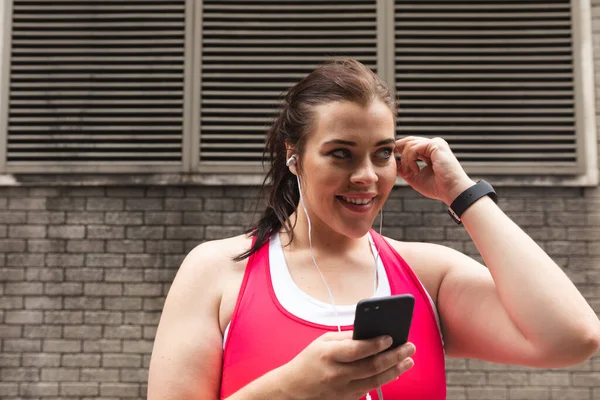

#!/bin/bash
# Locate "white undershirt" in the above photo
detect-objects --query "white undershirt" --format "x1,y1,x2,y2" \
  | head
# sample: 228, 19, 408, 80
223, 233, 441, 346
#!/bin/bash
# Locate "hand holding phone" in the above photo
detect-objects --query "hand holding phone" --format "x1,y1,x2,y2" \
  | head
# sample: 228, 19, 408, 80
352, 294, 415, 350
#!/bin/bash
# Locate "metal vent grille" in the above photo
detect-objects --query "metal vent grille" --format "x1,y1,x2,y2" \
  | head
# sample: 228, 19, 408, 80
199, 0, 378, 168
7, 0, 186, 167
395, 0, 579, 174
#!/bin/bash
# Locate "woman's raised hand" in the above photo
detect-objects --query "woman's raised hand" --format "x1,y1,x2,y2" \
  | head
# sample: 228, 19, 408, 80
395, 136, 475, 206
278, 331, 416, 400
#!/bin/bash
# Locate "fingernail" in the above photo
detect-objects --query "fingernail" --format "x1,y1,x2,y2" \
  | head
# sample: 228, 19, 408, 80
382, 336, 393, 346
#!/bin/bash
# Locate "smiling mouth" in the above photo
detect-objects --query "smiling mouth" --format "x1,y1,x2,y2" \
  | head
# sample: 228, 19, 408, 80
337, 196, 375, 205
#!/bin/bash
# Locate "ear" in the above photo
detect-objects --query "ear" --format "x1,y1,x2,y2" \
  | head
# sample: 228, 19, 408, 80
285, 145, 297, 175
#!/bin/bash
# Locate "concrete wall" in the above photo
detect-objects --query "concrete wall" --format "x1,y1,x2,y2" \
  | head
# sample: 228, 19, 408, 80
1, 5, 600, 400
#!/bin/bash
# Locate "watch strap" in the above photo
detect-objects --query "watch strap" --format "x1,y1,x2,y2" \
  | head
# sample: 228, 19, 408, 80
448, 180, 498, 224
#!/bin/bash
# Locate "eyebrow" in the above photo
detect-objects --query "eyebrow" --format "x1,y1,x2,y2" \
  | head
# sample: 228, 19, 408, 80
323, 138, 396, 147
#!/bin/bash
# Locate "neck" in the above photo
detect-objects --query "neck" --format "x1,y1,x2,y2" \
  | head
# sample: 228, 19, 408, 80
281, 208, 369, 255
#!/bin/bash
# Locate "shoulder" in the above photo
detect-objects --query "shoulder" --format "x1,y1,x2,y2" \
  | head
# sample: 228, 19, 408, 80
381, 236, 458, 304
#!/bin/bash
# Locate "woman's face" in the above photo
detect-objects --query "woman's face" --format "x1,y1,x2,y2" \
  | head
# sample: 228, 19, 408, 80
296, 99, 397, 238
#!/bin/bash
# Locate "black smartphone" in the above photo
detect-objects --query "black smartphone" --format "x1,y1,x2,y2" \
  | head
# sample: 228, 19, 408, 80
352, 294, 415, 350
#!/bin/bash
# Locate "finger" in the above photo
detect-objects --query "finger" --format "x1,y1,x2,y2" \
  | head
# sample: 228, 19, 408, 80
331, 335, 393, 363
401, 139, 419, 175
349, 357, 415, 394
348, 342, 416, 380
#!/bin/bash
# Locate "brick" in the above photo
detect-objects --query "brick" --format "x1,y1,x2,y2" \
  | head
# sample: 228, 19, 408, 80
524, 227, 567, 241
223, 186, 259, 197
87, 225, 124, 239
66, 239, 105, 253
66, 211, 104, 225
45, 282, 83, 296
86, 254, 124, 268
105, 298, 142, 311
64, 296, 102, 310
105, 268, 144, 282
87, 198, 124, 211
143, 297, 164, 311
41, 367, 80, 381
20, 382, 59, 397
0, 239, 26, 252
573, 372, 600, 386
144, 326, 157, 339
81, 368, 120, 382
46, 253, 84, 267
85, 311, 123, 325
121, 368, 148, 382
102, 354, 141, 368
60, 382, 99, 396
3, 339, 41, 352
403, 198, 444, 212
1, 367, 39, 381
123, 283, 162, 296
447, 372, 486, 386
144, 211, 182, 225
124, 198, 164, 211
0, 353, 21, 366
27, 239, 66, 253
546, 241, 587, 256
0, 383, 18, 397
551, 388, 592, 400
25, 296, 62, 309
46, 197, 85, 211
104, 325, 142, 339
48, 226, 85, 239
62, 354, 101, 368
107, 187, 146, 197
84, 283, 122, 296
106, 240, 145, 253
382, 212, 424, 226
9, 225, 46, 238
123, 339, 153, 353
4, 282, 44, 296
205, 226, 244, 240
126, 226, 164, 239
487, 372, 528, 386
63, 325, 103, 339
147, 186, 185, 197
529, 372, 570, 386
166, 226, 204, 240
126, 254, 163, 268
204, 198, 244, 212
568, 228, 600, 241
65, 267, 103, 282
83, 339, 121, 353
64, 187, 105, 197
22, 354, 61, 367
0, 296, 23, 309
23, 325, 62, 339
7, 253, 44, 267
27, 267, 64, 283
9, 197, 46, 210
465, 387, 507, 400
1, 268, 25, 280
5, 310, 43, 324
144, 240, 184, 254
105, 212, 143, 225
405, 227, 445, 241
27, 211, 66, 225
144, 268, 177, 282
100, 383, 140, 397
508, 387, 550, 400
165, 198, 204, 211
44, 311, 83, 324
0, 211, 26, 223
184, 211, 222, 225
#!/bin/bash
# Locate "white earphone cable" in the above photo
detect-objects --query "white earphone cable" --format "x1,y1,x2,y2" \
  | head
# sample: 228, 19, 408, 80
295, 173, 384, 400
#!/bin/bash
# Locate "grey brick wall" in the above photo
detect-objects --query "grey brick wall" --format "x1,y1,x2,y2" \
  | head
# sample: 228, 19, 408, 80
1, 7, 600, 400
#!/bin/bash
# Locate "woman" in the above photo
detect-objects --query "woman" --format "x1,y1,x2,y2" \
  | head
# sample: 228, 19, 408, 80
148, 59, 600, 400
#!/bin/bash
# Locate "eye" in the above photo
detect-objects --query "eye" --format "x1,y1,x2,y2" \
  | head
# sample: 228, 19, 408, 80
376, 147, 394, 160
330, 149, 351, 159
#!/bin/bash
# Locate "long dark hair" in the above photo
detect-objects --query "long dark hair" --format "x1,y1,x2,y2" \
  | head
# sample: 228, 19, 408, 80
233, 58, 396, 262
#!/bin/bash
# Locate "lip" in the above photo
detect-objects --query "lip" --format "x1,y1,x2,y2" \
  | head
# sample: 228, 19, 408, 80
336, 193, 377, 199
336, 195, 376, 214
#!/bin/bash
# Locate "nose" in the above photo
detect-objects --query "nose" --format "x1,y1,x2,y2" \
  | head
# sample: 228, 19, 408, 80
350, 159, 378, 186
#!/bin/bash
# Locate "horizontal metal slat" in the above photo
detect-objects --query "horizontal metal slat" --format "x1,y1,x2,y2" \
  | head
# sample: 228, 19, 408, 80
203, 21, 376, 27
10, 134, 180, 141
394, 20, 569, 27
13, 22, 184, 28
202, 56, 376, 62
397, 108, 573, 114
396, 38, 571, 45
396, 73, 573, 79
204, 47, 376, 53
14, 5, 184, 11
12, 56, 184, 62
395, 90, 573, 96
203, 29, 375, 36
9, 126, 181, 132
396, 126, 574, 132
453, 153, 575, 159
13, 48, 184, 54
204, 4, 374, 11
13, 30, 184, 36
204, 38, 375, 45
13, 13, 184, 19
10, 108, 182, 114
8, 151, 181, 157
395, 12, 570, 19
396, 46, 571, 54
396, 82, 572, 88
395, 3, 568, 11
450, 143, 575, 150
204, 12, 375, 19
395, 55, 571, 62
395, 29, 571, 36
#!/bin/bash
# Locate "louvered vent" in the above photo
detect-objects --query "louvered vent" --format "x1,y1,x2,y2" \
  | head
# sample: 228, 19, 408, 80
200, 0, 378, 168
395, 0, 580, 174
7, 0, 186, 168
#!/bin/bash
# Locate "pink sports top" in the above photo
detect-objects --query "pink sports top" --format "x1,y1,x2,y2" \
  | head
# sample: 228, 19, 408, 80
220, 230, 446, 399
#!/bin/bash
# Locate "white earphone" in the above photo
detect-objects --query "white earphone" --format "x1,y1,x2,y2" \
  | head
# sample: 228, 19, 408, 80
286, 154, 297, 167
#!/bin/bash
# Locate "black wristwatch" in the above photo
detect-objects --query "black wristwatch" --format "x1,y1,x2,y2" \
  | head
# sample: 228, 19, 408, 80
447, 180, 498, 225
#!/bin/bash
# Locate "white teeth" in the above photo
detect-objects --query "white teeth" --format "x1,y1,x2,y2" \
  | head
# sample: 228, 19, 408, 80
341, 196, 373, 205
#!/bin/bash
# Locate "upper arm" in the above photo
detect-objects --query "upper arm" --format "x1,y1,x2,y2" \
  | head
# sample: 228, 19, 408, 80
148, 242, 225, 400
435, 245, 542, 366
